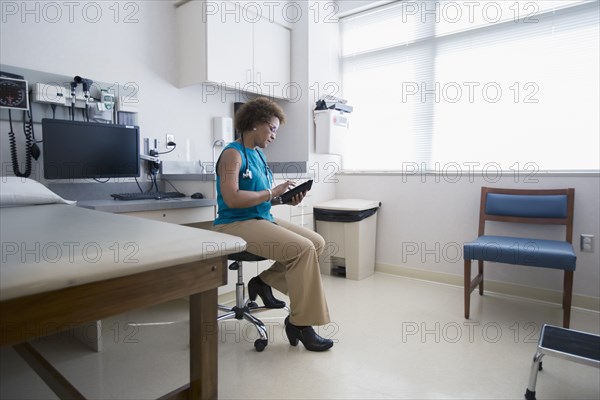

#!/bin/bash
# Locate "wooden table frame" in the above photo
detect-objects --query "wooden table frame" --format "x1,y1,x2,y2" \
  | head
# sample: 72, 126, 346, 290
1, 256, 228, 400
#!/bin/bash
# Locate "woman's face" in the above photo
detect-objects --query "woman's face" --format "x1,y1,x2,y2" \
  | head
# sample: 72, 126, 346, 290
255, 117, 279, 148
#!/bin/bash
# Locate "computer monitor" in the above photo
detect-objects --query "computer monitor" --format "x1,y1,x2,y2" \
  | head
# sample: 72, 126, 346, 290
42, 119, 140, 180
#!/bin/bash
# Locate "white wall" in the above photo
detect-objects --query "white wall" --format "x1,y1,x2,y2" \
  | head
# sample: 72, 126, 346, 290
306, 1, 341, 203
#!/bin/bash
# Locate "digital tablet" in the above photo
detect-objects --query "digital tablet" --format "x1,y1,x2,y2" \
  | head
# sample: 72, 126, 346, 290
278, 180, 313, 204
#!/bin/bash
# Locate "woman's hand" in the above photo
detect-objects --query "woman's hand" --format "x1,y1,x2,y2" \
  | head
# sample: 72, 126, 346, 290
270, 181, 306, 205
288, 191, 306, 206
272, 180, 295, 198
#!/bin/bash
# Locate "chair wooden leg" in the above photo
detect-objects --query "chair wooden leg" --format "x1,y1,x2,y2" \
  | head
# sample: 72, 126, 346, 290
563, 270, 574, 328
465, 258, 485, 320
562, 274, 566, 310
464, 259, 471, 319
478, 260, 484, 295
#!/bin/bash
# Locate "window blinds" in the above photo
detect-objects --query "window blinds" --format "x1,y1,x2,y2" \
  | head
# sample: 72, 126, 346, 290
340, 0, 599, 171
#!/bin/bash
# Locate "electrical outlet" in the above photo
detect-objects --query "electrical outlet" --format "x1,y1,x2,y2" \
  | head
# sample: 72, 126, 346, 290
580, 234, 595, 253
166, 134, 175, 149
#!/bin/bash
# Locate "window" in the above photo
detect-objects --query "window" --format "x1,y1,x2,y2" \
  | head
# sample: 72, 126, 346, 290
340, 0, 599, 171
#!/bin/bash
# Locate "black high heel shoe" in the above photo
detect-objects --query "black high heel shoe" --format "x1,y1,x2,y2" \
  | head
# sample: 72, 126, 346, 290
248, 277, 286, 309
284, 316, 334, 352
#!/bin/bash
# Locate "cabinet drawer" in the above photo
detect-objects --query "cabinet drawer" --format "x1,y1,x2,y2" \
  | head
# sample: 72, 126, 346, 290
290, 202, 313, 217
291, 214, 314, 230
124, 207, 214, 224
270, 204, 290, 221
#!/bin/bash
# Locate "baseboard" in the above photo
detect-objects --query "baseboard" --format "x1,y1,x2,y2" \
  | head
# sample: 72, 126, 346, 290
375, 263, 600, 313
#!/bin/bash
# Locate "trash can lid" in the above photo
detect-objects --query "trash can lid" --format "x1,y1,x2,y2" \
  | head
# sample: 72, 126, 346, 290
314, 198, 381, 212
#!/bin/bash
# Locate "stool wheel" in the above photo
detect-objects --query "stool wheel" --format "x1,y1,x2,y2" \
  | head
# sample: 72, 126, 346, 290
254, 339, 268, 352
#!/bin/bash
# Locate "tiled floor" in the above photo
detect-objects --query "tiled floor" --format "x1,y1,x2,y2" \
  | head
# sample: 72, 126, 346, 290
1, 273, 599, 399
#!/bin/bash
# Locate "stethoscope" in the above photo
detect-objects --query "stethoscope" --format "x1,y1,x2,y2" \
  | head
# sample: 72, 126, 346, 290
240, 133, 273, 187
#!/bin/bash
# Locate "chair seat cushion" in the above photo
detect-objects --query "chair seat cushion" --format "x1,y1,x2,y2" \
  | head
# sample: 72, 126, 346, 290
464, 235, 576, 271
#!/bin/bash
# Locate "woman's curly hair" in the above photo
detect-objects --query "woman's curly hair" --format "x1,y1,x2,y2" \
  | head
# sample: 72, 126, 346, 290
235, 97, 286, 134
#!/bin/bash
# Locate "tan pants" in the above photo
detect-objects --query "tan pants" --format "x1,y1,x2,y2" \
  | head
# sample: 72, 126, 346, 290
213, 218, 330, 326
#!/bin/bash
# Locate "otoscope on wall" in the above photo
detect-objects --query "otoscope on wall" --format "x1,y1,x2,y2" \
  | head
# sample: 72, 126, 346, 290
70, 75, 94, 121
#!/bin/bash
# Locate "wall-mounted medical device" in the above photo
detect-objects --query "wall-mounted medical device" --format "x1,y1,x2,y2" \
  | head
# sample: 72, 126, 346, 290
73, 75, 93, 100
315, 109, 350, 155
213, 116, 233, 145
0, 74, 29, 110
31, 83, 67, 105
0, 71, 38, 178
97, 90, 115, 111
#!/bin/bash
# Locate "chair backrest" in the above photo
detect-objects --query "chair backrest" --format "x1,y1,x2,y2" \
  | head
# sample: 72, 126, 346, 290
478, 187, 575, 243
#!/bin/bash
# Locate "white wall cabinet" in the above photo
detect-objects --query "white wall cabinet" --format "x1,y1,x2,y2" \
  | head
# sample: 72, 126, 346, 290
176, 0, 291, 99
205, 8, 254, 88
252, 16, 291, 96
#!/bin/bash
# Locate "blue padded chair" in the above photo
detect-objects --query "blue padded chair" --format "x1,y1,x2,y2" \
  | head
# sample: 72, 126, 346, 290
464, 187, 576, 328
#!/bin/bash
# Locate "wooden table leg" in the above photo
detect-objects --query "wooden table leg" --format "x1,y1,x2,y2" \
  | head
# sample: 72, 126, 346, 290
14, 342, 86, 399
189, 289, 218, 400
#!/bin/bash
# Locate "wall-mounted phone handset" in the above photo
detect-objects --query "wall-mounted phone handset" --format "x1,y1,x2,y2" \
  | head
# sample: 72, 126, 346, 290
0, 71, 40, 178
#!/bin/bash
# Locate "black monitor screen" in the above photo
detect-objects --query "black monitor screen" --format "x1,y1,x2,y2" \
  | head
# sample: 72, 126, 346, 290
42, 119, 140, 180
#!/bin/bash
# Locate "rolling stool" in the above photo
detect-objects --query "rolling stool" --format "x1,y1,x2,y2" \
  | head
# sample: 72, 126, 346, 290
525, 324, 600, 400
217, 251, 288, 352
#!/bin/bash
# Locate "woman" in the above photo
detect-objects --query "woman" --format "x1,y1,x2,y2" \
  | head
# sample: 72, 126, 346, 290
213, 97, 333, 352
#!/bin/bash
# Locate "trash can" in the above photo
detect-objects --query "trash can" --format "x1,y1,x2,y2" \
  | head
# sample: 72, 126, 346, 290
314, 199, 381, 280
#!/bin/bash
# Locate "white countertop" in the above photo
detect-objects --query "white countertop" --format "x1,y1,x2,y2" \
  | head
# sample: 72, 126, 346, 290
0, 204, 245, 301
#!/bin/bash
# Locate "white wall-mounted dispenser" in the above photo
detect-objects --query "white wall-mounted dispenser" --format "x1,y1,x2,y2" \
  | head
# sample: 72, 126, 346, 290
314, 110, 349, 155
213, 116, 233, 145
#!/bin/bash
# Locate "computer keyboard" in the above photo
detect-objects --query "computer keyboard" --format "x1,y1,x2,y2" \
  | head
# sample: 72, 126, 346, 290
111, 191, 186, 201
